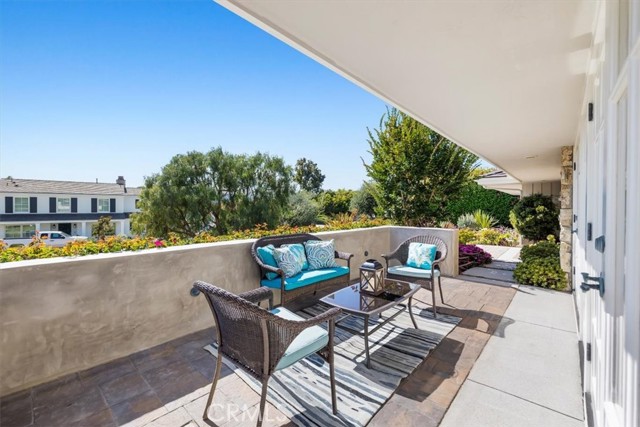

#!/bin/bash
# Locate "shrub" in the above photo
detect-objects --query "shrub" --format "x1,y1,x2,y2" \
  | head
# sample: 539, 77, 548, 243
284, 191, 325, 226
446, 182, 518, 227
472, 210, 497, 229
513, 257, 566, 290
459, 244, 492, 270
474, 228, 505, 245
92, 216, 116, 239
350, 183, 378, 217
458, 227, 519, 246
520, 237, 559, 262
511, 194, 559, 241
457, 213, 478, 230
459, 228, 478, 244
0, 218, 390, 263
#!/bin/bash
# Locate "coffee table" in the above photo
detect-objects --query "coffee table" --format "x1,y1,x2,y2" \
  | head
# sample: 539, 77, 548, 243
320, 278, 420, 368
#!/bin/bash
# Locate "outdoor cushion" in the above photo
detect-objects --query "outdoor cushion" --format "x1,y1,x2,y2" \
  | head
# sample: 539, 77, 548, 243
261, 266, 349, 291
304, 239, 339, 270
256, 244, 279, 280
283, 243, 309, 270
270, 307, 329, 371
406, 242, 437, 270
273, 245, 305, 278
388, 265, 440, 279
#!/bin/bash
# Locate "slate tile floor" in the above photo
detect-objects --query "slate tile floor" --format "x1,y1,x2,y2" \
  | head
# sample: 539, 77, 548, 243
0, 278, 516, 427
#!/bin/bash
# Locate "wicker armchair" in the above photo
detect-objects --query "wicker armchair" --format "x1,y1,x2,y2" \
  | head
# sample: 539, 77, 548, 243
251, 233, 354, 307
382, 235, 448, 318
193, 281, 341, 427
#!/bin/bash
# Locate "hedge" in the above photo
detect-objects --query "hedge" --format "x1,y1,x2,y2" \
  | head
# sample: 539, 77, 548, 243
446, 182, 518, 227
0, 218, 390, 263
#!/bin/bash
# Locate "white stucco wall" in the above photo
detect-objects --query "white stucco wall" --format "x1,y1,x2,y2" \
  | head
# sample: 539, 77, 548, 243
0, 226, 457, 396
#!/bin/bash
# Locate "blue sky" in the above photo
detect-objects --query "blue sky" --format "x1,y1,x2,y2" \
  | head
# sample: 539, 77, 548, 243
0, 0, 389, 190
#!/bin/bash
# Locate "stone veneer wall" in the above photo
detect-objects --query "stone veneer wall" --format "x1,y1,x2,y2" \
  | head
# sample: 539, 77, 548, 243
559, 146, 574, 288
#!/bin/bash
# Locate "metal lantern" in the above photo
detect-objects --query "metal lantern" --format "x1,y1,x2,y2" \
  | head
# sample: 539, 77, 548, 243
359, 259, 385, 294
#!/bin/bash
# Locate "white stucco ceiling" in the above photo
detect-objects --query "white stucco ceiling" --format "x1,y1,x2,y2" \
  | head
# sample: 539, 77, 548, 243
216, 0, 596, 183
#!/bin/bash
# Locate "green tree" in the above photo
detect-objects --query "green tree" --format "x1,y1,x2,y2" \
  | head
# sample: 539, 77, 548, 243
134, 147, 292, 237
283, 191, 325, 226
294, 158, 325, 193
365, 108, 478, 226
350, 182, 378, 217
92, 216, 116, 240
319, 189, 355, 217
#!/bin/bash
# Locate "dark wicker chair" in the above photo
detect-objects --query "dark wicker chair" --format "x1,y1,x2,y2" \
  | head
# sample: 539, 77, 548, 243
382, 235, 448, 318
193, 281, 341, 427
251, 233, 354, 307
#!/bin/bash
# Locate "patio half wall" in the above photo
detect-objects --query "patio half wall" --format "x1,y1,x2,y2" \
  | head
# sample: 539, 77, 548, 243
0, 225, 458, 396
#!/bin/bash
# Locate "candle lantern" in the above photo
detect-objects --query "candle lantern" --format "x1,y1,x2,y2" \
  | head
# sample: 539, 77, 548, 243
359, 259, 385, 294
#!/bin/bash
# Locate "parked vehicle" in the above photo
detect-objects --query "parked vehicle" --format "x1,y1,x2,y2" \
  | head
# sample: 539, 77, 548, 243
2, 231, 88, 248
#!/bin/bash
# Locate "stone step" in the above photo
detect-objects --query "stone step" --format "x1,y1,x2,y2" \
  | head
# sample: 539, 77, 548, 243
461, 266, 517, 283
487, 260, 519, 271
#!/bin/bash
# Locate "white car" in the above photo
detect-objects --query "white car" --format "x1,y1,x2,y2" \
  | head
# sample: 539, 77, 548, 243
3, 231, 88, 248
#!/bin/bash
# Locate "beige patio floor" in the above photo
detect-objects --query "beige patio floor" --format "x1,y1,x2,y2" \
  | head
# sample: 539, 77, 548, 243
0, 277, 522, 427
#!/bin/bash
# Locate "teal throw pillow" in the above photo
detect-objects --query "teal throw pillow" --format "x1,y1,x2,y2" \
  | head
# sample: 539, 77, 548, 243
283, 243, 309, 270
406, 242, 437, 270
273, 246, 304, 278
257, 244, 279, 280
304, 240, 339, 270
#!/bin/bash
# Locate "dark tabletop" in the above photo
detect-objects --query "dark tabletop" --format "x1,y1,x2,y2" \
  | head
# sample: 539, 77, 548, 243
321, 279, 419, 316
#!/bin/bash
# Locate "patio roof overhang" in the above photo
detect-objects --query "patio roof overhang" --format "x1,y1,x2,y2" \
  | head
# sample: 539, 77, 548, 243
215, 0, 596, 183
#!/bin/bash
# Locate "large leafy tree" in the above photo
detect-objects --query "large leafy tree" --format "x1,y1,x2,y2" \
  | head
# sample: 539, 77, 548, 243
318, 189, 355, 217
132, 147, 292, 237
294, 158, 325, 193
365, 109, 478, 226
350, 182, 378, 217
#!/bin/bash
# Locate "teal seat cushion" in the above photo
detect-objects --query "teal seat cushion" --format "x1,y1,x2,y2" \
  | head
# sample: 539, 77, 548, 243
261, 266, 349, 291
256, 244, 279, 280
406, 242, 437, 270
270, 307, 329, 371
388, 265, 440, 279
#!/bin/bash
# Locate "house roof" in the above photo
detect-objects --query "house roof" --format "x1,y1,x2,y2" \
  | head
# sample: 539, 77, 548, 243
0, 178, 142, 196
475, 170, 521, 196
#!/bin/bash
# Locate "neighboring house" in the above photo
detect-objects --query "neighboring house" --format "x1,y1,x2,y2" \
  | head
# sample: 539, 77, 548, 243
215, 2, 639, 427
0, 176, 140, 239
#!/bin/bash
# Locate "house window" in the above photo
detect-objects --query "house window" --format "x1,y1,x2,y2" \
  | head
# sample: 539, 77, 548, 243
14, 197, 29, 213
57, 198, 71, 213
98, 198, 110, 213
5, 224, 36, 238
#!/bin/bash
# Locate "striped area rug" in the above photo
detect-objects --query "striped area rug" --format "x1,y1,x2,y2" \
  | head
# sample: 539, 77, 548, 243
205, 300, 460, 426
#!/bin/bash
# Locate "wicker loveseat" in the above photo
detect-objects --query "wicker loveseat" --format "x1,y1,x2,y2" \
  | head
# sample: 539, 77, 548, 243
251, 233, 354, 307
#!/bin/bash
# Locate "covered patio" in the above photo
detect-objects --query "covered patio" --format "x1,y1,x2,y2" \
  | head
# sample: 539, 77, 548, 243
0, 275, 582, 427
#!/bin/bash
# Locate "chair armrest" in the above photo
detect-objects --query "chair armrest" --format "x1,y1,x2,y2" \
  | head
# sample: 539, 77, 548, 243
239, 287, 273, 309
300, 307, 342, 327
381, 249, 402, 264
335, 251, 353, 270
255, 258, 283, 278
275, 307, 342, 331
